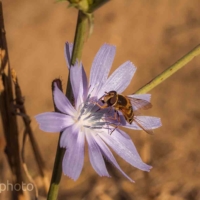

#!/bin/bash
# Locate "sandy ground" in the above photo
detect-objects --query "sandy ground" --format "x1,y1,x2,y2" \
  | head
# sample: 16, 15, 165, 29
1, 0, 200, 199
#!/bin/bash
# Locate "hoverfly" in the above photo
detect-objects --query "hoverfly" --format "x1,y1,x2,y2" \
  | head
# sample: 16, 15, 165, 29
96, 91, 153, 134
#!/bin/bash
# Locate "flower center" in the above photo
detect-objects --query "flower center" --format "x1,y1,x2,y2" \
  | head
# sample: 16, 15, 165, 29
75, 95, 113, 130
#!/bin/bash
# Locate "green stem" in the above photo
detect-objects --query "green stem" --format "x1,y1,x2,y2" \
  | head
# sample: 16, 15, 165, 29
71, 11, 87, 65
47, 134, 65, 200
66, 10, 87, 102
47, 11, 88, 200
135, 44, 200, 94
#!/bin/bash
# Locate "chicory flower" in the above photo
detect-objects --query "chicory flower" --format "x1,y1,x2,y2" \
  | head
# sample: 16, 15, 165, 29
35, 43, 161, 182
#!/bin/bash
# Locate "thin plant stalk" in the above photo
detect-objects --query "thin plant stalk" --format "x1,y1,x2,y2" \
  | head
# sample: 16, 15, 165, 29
135, 44, 200, 94
0, 3, 24, 199
70, 11, 87, 65
136, 44, 200, 198
66, 10, 88, 102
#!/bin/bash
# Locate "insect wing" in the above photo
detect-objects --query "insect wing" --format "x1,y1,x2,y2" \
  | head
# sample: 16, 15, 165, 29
133, 116, 154, 135
128, 97, 152, 111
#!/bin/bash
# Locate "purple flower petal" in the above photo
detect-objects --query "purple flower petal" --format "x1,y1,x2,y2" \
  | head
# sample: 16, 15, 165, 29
53, 83, 76, 116
70, 62, 84, 108
82, 66, 88, 101
125, 116, 162, 130
76, 76, 84, 110
85, 130, 110, 177
97, 61, 136, 98
60, 124, 78, 148
99, 129, 151, 171
94, 134, 134, 182
64, 42, 73, 69
89, 44, 116, 96
62, 126, 85, 180
35, 112, 74, 132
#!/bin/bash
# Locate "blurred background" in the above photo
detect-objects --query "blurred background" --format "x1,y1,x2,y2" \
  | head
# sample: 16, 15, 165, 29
1, 0, 200, 199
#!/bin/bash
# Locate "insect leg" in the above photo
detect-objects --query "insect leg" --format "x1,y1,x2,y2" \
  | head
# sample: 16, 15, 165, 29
92, 101, 109, 109
109, 111, 121, 135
